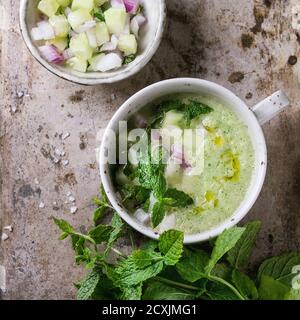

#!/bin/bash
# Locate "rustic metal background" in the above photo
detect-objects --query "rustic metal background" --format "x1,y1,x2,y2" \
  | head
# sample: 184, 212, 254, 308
1, 0, 300, 299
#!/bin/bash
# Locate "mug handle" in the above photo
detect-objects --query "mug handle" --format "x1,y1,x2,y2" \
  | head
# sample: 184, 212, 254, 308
252, 91, 290, 125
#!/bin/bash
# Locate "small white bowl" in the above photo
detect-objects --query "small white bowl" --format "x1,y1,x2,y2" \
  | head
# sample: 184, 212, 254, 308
19, 0, 166, 85
99, 78, 289, 244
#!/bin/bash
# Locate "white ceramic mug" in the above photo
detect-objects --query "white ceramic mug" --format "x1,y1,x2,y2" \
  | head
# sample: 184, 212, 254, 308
99, 78, 289, 244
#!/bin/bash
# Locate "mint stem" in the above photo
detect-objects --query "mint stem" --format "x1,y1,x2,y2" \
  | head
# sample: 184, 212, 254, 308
155, 276, 199, 291
111, 247, 126, 258
208, 275, 246, 300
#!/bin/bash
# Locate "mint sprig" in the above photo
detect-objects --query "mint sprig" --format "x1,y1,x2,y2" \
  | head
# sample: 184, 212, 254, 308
54, 186, 300, 300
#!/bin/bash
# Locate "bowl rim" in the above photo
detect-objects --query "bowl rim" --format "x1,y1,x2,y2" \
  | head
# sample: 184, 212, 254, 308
19, 0, 166, 85
99, 78, 268, 244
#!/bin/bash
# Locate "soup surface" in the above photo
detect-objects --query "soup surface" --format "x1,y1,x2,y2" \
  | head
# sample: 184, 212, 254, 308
114, 94, 254, 235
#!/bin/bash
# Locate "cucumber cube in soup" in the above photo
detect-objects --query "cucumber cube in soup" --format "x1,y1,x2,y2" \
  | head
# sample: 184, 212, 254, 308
66, 57, 88, 72
104, 8, 127, 35
56, 0, 71, 7
163, 111, 184, 127
46, 37, 68, 51
67, 9, 92, 31
88, 54, 105, 71
49, 15, 70, 37
94, 0, 108, 6
72, 0, 94, 12
117, 34, 137, 56
38, 0, 59, 17
69, 33, 93, 60
165, 163, 182, 186
95, 22, 110, 46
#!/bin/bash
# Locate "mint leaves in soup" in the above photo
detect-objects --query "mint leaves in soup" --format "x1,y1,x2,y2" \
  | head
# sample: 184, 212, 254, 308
115, 95, 255, 234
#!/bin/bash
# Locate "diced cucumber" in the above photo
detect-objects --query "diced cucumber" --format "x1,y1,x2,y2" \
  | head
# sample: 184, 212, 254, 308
95, 22, 110, 46
56, 0, 71, 7
94, 0, 108, 6
69, 33, 93, 60
49, 15, 70, 37
163, 111, 184, 127
67, 9, 92, 31
117, 34, 137, 56
104, 8, 127, 35
38, 0, 59, 17
88, 54, 105, 71
165, 163, 182, 186
85, 28, 98, 49
46, 37, 68, 51
66, 57, 88, 72
71, 0, 94, 12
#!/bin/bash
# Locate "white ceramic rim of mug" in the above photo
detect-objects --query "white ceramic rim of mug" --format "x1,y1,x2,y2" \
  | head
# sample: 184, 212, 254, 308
19, 0, 166, 85
100, 78, 267, 244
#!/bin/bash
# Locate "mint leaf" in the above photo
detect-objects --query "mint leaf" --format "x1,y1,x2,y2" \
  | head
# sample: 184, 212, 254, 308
123, 54, 136, 65
227, 220, 261, 269
153, 173, 167, 198
122, 185, 151, 205
205, 281, 240, 300
88, 225, 112, 244
152, 201, 165, 228
257, 252, 300, 286
93, 206, 107, 224
93, 185, 110, 223
143, 280, 196, 300
113, 258, 164, 287
285, 289, 300, 300
205, 227, 245, 274
54, 218, 95, 245
231, 269, 258, 299
104, 213, 124, 258
258, 275, 290, 300
120, 283, 142, 300
77, 270, 101, 300
176, 249, 209, 283
184, 100, 213, 126
138, 156, 166, 198
53, 218, 74, 235
93, 8, 105, 22
164, 189, 194, 207
211, 263, 232, 280
92, 275, 121, 300
131, 250, 163, 269
159, 230, 184, 266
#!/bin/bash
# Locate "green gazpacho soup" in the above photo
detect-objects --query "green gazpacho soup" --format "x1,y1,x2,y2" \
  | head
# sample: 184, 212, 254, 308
114, 94, 254, 235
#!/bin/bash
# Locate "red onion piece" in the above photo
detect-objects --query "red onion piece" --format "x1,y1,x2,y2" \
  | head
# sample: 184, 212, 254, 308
76, 20, 96, 33
101, 35, 119, 51
171, 144, 191, 168
39, 45, 64, 64
111, 0, 126, 10
124, 0, 140, 14
95, 53, 123, 72
130, 14, 146, 37
34, 21, 55, 40
31, 27, 44, 41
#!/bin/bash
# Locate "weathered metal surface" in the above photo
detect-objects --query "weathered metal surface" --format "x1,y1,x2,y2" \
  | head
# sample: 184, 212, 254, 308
0, 0, 300, 299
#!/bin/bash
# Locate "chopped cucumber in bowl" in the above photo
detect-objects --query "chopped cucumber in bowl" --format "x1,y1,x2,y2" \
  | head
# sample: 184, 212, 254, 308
30, 0, 146, 73
21, 0, 166, 83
